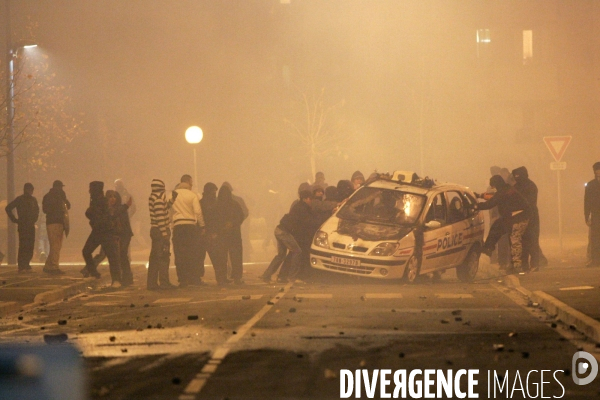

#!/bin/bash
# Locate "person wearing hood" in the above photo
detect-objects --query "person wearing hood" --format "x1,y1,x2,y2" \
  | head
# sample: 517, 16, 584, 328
200, 182, 229, 285
82, 181, 121, 282
336, 180, 355, 202
172, 177, 205, 287
313, 171, 328, 190
584, 162, 600, 267
148, 179, 176, 290
512, 166, 548, 270
351, 171, 365, 190
215, 184, 245, 284
42, 180, 71, 275
476, 175, 531, 272
5, 183, 39, 273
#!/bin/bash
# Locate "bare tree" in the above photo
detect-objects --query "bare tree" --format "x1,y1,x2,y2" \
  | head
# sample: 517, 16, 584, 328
284, 87, 346, 180
0, 38, 83, 172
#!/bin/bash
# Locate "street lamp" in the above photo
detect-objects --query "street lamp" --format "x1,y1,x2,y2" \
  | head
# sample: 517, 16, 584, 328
185, 126, 203, 189
5, 38, 37, 265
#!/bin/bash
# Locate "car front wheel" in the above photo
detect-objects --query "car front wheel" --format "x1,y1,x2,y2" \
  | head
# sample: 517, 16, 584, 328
403, 256, 421, 284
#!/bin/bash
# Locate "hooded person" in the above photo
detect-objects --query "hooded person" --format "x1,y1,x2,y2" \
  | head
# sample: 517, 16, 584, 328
147, 179, 176, 290
476, 175, 531, 272
215, 184, 245, 284
336, 180, 355, 202
351, 170, 365, 190
512, 166, 547, 270
584, 162, 600, 267
82, 181, 121, 283
200, 182, 230, 285
41, 180, 71, 274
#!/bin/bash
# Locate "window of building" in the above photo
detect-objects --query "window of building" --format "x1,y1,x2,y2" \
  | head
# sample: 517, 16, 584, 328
523, 30, 533, 64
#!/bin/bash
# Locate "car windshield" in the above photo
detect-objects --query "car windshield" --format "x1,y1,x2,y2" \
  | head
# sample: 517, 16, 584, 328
336, 187, 426, 226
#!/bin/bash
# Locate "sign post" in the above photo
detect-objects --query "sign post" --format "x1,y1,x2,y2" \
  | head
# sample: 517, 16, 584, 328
543, 136, 572, 255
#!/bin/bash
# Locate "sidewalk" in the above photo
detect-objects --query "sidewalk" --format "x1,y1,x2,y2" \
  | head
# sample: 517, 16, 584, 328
0, 263, 146, 317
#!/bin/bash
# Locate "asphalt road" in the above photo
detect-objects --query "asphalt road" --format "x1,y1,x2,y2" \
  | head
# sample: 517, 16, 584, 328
1, 262, 599, 399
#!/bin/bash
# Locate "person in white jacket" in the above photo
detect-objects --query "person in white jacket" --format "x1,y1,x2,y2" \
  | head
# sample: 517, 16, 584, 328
172, 178, 205, 287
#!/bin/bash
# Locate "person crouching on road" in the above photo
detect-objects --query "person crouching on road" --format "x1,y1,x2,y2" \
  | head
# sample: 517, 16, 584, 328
5, 183, 39, 273
147, 179, 176, 290
172, 179, 205, 288
476, 175, 531, 273
82, 181, 121, 283
261, 190, 317, 283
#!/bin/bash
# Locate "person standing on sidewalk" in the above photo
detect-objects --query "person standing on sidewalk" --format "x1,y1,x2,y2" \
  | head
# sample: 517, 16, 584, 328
584, 162, 600, 267
172, 178, 205, 287
148, 179, 176, 290
42, 180, 71, 275
5, 183, 39, 273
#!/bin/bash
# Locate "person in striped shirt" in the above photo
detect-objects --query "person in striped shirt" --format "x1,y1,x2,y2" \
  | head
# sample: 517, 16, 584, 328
147, 179, 176, 290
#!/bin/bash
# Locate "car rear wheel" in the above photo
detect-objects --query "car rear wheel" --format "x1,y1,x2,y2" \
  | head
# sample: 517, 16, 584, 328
456, 248, 479, 282
403, 256, 421, 284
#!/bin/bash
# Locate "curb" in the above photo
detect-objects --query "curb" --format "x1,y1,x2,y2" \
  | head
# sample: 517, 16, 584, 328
530, 290, 600, 344
504, 275, 600, 344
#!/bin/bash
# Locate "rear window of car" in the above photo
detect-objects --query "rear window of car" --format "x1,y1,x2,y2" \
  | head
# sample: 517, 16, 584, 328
337, 187, 426, 226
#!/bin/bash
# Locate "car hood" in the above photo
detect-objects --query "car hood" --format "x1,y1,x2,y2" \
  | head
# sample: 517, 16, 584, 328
336, 219, 413, 241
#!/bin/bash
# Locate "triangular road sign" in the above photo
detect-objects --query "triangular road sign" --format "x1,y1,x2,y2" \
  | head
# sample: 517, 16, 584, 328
543, 136, 572, 162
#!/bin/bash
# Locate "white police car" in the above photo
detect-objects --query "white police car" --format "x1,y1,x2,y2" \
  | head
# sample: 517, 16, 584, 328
310, 171, 484, 283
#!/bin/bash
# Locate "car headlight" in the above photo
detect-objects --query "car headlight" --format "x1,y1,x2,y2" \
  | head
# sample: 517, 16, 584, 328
313, 231, 329, 249
369, 242, 399, 257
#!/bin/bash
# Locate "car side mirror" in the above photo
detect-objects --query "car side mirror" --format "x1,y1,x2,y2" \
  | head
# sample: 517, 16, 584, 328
424, 220, 442, 229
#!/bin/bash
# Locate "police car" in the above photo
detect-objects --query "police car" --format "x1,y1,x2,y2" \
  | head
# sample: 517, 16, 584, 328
309, 171, 484, 283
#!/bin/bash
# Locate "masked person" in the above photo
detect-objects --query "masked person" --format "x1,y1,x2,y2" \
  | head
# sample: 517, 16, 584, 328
584, 162, 600, 267
215, 184, 245, 285
512, 166, 548, 271
351, 171, 365, 190
42, 180, 71, 275
5, 183, 39, 273
476, 175, 531, 273
81, 181, 120, 283
200, 182, 230, 286
148, 179, 176, 290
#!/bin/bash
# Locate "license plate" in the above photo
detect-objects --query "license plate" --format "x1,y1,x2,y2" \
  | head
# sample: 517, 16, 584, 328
331, 256, 360, 267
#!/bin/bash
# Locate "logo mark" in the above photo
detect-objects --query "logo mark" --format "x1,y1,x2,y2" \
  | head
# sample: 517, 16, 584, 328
572, 351, 598, 385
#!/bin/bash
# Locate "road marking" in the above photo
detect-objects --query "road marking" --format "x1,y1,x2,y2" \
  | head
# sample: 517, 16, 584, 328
153, 297, 193, 304
180, 283, 293, 399
83, 301, 121, 307
364, 293, 403, 299
223, 295, 264, 300
294, 294, 333, 299
435, 293, 473, 299
558, 286, 595, 291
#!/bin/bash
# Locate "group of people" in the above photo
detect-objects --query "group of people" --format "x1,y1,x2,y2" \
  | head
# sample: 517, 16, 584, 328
147, 175, 247, 290
259, 170, 366, 283
4, 180, 71, 274
4, 162, 599, 285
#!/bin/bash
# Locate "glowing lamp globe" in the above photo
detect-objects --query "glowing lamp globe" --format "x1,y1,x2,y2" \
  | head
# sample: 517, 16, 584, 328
185, 126, 203, 144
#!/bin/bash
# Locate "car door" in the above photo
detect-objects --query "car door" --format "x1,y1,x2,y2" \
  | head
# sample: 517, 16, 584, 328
420, 192, 453, 273
443, 190, 470, 267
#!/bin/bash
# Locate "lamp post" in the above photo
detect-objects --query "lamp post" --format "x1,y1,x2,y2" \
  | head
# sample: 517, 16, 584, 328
185, 126, 203, 189
4, 1, 37, 264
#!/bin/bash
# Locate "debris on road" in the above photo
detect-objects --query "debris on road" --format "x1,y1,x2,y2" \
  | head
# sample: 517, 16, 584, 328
109, 336, 116, 342
43, 333, 68, 344
289, 308, 296, 313
493, 344, 504, 351
451, 310, 462, 316
440, 319, 449, 324
58, 320, 67, 325
242, 295, 251, 300
188, 315, 199, 320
